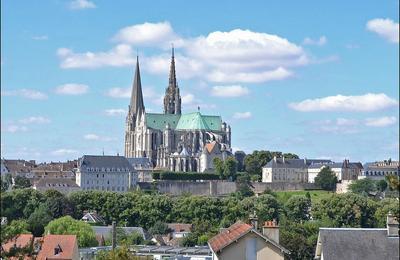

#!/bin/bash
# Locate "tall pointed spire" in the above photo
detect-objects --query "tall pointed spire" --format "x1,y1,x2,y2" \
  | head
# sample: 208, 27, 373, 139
130, 56, 145, 115
168, 45, 177, 87
163, 45, 181, 114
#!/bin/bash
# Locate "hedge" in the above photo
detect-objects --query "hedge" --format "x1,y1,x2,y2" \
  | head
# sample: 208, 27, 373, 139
152, 171, 220, 181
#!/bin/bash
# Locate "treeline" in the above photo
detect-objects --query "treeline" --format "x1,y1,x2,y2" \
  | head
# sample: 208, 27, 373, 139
1, 188, 398, 259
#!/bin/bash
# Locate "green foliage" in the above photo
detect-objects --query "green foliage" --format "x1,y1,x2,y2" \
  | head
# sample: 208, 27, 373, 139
1, 178, 9, 192
386, 175, 400, 191
45, 216, 98, 247
44, 189, 74, 219
148, 221, 169, 235
349, 178, 376, 195
96, 246, 149, 260
0, 220, 30, 243
376, 179, 388, 192
284, 195, 311, 222
234, 151, 246, 171
13, 176, 31, 189
152, 171, 220, 181
312, 193, 377, 227
213, 158, 224, 178
236, 174, 254, 198
374, 198, 400, 227
223, 157, 238, 181
314, 167, 338, 191
28, 204, 53, 236
105, 228, 144, 246
1, 189, 45, 221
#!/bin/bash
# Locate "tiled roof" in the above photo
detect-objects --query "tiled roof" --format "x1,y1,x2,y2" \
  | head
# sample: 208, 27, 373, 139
145, 112, 222, 131
78, 155, 133, 171
82, 212, 105, 224
265, 158, 332, 169
316, 228, 399, 260
1, 234, 34, 253
36, 235, 78, 260
204, 142, 217, 153
167, 223, 192, 233
208, 221, 253, 253
126, 157, 153, 169
34, 178, 79, 188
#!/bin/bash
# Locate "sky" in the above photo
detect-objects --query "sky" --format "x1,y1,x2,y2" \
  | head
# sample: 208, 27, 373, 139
1, 0, 399, 163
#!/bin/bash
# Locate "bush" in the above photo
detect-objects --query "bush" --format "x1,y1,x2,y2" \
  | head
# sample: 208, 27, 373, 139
152, 171, 220, 181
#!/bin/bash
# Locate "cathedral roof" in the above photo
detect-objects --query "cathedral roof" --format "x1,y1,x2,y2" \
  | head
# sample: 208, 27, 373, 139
145, 112, 222, 131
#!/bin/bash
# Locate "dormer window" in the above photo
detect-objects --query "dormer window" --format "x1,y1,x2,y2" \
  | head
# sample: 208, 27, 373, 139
54, 244, 63, 255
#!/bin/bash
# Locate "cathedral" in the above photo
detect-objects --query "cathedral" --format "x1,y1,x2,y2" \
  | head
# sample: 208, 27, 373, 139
124, 48, 232, 172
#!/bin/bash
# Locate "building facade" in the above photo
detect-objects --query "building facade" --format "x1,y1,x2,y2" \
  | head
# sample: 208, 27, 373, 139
308, 159, 363, 183
124, 49, 231, 172
75, 155, 137, 192
361, 159, 399, 180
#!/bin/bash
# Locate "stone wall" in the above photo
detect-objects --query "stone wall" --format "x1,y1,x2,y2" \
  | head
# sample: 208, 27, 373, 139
137, 181, 317, 196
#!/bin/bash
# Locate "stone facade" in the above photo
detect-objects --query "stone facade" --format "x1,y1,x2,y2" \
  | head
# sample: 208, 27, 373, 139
124, 49, 231, 172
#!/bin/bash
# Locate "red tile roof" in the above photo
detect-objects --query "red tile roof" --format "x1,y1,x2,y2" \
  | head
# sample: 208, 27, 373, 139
204, 142, 217, 153
1, 234, 34, 253
208, 221, 253, 253
167, 223, 192, 233
36, 235, 78, 260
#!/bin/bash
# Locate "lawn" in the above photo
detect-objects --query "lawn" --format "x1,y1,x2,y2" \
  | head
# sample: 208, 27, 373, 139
274, 190, 333, 205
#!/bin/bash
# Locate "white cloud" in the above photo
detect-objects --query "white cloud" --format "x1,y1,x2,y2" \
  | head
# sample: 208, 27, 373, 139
211, 85, 249, 97
32, 35, 48, 40
209, 67, 292, 83
180, 92, 216, 110
365, 116, 397, 127
51, 149, 78, 156
289, 93, 398, 112
366, 18, 399, 43
57, 44, 135, 69
55, 83, 89, 95
303, 36, 327, 46
104, 109, 126, 116
19, 116, 50, 124
69, 0, 96, 10
311, 119, 359, 134
182, 94, 195, 105
2, 125, 28, 133
1, 89, 48, 100
106, 87, 131, 98
84, 134, 100, 140
113, 21, 183, 47
233, 112, 252, 119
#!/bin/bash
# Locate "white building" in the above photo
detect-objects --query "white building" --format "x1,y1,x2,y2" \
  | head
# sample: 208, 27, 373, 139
360, 160, 399, 180
75, 155, 137, 192
308, 160, 363, 183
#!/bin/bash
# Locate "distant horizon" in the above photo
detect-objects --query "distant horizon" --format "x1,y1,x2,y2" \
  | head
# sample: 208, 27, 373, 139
1, 0, 399, 163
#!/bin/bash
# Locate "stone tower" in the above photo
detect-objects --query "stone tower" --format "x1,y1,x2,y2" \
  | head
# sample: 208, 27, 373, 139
163, 47, 181, 114
125, 56, 145, 158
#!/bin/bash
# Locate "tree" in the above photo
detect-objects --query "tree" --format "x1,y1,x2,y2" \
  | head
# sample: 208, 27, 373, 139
223, 157, 238, 180
236, 174, 254, 198
148, 221, 169, 235
1, 178, 9, 192
349, 178, 376, 195
45, 216, 98, 247
234, 151, 246, 171
13, 176, 31, 189
386, 175, 400, 191
213, 158, 224, 179
374, 198, 400, 227
96, 246, 141, 260
28, 204, 53, 236
284, 195, 311, 222
0, 220, 30, 243
376, 180, 388, 192
44, 189, 73, 219
314, 167, 337, 191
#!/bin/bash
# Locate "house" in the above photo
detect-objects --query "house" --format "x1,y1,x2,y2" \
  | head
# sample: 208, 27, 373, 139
75, 155, 137, 192
200, 141, 233, 173
360, 159, 399, 180
1, 234, 35, 257
81, 211, 106, 225
315, 214, 399, 260
126, 157, 153, 182
208, 220, 289, 260
33, 178, 80, 194
308, 159, 363, 183
92, 226, 148, 245
36, 235, 79, 260
262, 156, 331, 183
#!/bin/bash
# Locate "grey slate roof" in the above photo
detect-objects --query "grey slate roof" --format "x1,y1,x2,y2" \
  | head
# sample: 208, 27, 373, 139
317, 228, 399, 260
79, 155, 133, 171
92, 226, 148, 240
126, 157, 153, 169
265, 158, 332, 168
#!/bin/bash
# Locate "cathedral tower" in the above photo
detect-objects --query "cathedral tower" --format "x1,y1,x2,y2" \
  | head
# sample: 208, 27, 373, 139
163, 47, 181, 114
125, 57, 145, 157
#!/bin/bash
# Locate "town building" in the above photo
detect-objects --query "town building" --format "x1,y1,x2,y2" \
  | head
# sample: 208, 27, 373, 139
314, 214, 399, 260
92, 226, 148, 246
126, 157, 153, 182
262, 156, 331, 183
33, 178, 80, 194
124, 49, 231, 173
360, 159, 400, 180
208, 220, 289, 260
75, 155, 137, 192
308, 159, 363, 183
81, 211, 106, 225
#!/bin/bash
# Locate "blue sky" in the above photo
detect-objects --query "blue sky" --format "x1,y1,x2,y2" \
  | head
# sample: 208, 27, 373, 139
1, 0, 399, 163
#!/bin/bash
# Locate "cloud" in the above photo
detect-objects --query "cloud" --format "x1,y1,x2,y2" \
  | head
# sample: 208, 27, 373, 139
289, 93, 398, 112
211, 85, 249, 97
104, 109, 127, 116
366, 18, 399, 43
106, 87, 131, 98
113, 21, 183, 47
209, 67, 292, 83
57, 44, 135, 69
1, 89, 48, 100
84, 133, 115, 141
2, 125, 28, 133
51, 149, 78, 156
233, 112, 252, 119
365, 116, 397, 127
69, 0, 96, 10
32, 35, 48, 40
303, 36, 327, 46
55, 83, 89, 95
311, 119, 359, 134
180, 93, 216, 110
19, 116, 50, 124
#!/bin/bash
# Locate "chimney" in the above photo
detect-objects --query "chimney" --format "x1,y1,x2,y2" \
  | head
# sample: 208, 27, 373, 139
282, 156, 285, 163
249, 211, 259, 230
112, 221, 117, 249
387, 212, 399, 237
273, 156, 277, 163
263, 219, 280, 244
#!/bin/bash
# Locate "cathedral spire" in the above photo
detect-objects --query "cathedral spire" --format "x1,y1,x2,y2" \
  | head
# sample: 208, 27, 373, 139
130, 56, 145, 115
163, 45, 181, 114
